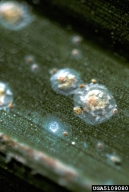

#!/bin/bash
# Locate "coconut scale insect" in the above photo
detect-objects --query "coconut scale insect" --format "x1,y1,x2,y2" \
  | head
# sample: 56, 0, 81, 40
73, 83, 118, 125
0, 82, 13, 110
50, 68, 83, 96
50, 67, 118, 125
0, 1, 33, 30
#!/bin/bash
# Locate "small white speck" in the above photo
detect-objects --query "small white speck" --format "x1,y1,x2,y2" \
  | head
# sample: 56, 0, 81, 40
31, 63, 39, 72
109, 105, 113, 109
71, 49, 82, 59
83, 142, 88, 148
72, 35, 82, 44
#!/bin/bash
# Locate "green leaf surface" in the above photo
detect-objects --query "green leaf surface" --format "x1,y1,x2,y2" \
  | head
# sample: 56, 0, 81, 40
0, 1, 129, 191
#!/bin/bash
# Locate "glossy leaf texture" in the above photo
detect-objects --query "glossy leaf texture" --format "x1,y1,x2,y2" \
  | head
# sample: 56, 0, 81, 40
0, 1, 129, 191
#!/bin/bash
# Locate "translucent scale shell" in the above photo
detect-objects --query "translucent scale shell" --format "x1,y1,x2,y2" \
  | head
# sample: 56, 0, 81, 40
50, 68, 83, 96
0, 1, 33, 30
0, 82, 13, 110
73, 83, 117, 125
